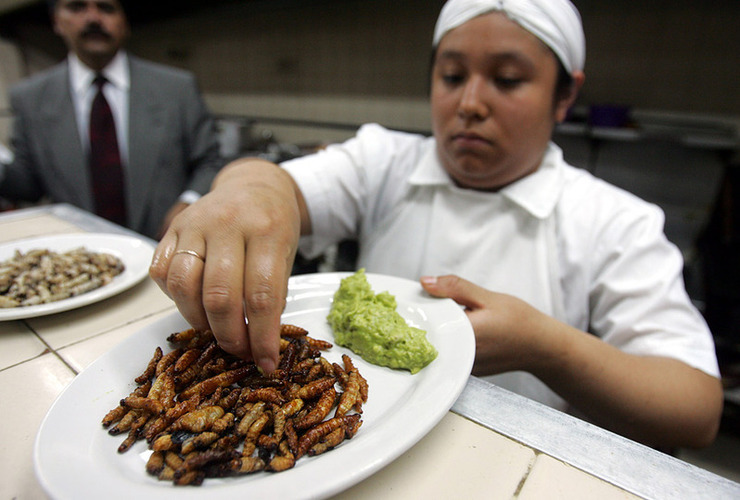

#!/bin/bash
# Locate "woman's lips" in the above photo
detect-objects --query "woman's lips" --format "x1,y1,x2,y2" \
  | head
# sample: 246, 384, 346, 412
451, 132, 492, 150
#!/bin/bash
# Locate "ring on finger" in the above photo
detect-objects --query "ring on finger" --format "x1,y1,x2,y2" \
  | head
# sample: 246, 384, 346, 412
174, 249, 205, 261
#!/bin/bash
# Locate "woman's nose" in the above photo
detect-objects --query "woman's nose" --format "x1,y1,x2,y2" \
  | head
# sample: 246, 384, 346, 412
458, 77, 489, 121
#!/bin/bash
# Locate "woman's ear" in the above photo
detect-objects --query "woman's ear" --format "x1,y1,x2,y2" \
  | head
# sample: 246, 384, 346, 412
555, 70, 585, 123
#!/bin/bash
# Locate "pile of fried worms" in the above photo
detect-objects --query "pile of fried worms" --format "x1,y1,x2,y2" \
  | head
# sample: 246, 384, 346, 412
0, 247, 124, 308
103, 324, 368, 486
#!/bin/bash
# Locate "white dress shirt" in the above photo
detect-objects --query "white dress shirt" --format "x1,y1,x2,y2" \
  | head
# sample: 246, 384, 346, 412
69, 51, 130, 167
283, 123, 720, 410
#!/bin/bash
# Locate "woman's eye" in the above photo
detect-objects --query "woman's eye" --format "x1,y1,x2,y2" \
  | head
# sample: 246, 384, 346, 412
442, 74, 464, 86
495, 77, 523, 89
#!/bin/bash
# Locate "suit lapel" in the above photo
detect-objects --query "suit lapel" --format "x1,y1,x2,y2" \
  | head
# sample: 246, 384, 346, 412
127, 57, 166, 230
42, 63, 94, 210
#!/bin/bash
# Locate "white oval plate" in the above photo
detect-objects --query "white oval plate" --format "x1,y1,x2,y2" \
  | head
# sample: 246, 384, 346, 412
34, 272, 475, 500
0, 233, 155, 321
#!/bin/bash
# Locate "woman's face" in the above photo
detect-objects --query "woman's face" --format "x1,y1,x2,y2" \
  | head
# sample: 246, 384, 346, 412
431, 12, 573, 190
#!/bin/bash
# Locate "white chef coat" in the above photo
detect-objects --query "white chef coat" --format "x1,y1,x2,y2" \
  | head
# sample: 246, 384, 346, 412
282, 123, 720, 411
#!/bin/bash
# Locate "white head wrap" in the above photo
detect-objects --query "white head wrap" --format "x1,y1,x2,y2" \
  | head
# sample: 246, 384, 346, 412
433, 0, 586, 73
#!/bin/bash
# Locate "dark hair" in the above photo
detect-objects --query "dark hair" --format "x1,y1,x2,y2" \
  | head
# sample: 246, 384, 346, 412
47, 0, 128, 15
554, 59, 575, 103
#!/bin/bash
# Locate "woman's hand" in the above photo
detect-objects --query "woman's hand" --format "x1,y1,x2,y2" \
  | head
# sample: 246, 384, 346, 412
421, 274, 724, 449
420, 274, 562, 376
150, 158, 307, 374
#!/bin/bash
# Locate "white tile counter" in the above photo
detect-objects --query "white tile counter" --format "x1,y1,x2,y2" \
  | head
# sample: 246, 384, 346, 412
1, 204, 738, 500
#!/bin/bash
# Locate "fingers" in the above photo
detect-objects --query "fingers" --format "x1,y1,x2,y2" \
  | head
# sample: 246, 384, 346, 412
149, 230, 177, 296
200, 234, 250, 360
150, 225, 211, 333
420, 274, 484, 310
240, 232, 297, 373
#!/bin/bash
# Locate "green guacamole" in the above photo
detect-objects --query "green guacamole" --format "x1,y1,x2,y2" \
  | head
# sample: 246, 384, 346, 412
327, 269, 437, 374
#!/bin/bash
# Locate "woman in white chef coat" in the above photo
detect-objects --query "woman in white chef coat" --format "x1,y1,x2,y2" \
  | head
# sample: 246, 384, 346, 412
150, 0, 724, 449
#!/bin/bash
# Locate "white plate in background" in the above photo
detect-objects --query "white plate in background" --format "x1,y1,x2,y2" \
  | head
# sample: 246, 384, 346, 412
0, 233, 154, 321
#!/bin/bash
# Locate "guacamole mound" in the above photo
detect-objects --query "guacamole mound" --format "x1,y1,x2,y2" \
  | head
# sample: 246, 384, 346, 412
327, 269, 437, 374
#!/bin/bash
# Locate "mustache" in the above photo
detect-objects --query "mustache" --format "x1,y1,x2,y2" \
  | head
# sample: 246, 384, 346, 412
80, 23, 112, 39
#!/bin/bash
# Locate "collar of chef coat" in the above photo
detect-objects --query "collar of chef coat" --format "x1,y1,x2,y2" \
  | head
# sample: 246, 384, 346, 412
407, 141, 565, 220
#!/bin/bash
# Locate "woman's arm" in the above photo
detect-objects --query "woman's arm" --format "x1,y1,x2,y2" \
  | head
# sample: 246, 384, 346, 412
421, 274, 724, 449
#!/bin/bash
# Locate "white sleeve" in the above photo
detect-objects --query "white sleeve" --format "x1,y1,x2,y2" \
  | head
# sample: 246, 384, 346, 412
282, 123, 424, 259
586, 193, 720, 377
282, 131, 371, 258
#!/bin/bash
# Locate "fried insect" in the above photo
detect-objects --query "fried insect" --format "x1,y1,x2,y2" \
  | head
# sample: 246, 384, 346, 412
309, 426, 346, 457
146, 450, 165, 475
343, 354, 370, 405
156, 348, 184, 377
171, 406, 225, 433
239, 387, 285, 406
120, 396, 165, 415
279, 323, 309, 338
102, 380, 151, 428
294, 387, 336, 430
136, 347, 162, 384
236, 401, 266, 437
267, 440, 296, 472
296, 414, 361, 459
297, 376, 336, 400
117, 413, 149, 453
181, 432, 220, 454
143, 395, 200, 442
179, 366, 254, 400
173, 348, 201, 374
335, 370, 361, 417
103, 326, 367, 487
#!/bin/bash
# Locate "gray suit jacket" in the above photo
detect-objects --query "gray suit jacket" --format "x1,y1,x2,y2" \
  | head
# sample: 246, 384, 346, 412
1, 55, 224, 238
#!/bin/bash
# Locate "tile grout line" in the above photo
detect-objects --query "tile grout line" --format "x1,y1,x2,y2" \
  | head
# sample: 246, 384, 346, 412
512, 452, 538, 498
10, 304, 179, 376
24, 319, 81, 376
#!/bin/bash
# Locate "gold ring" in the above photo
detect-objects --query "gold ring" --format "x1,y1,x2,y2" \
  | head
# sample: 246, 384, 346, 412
174, 249, 205, 261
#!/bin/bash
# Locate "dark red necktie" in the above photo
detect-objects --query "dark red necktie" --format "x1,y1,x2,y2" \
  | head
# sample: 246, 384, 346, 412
89, 75, 127, 226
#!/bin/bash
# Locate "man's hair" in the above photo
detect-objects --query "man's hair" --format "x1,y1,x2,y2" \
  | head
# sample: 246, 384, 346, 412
47, 0, 128, 15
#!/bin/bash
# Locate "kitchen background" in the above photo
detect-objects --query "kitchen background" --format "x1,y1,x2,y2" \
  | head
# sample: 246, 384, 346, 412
0, 0, 738, 483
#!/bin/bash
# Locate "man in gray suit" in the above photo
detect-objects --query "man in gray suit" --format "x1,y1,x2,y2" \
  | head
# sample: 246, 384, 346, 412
0, 0, 224, 238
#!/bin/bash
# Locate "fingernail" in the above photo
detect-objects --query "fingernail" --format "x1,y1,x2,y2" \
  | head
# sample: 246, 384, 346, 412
420, 276, 437, 286
258, 356, 277, 374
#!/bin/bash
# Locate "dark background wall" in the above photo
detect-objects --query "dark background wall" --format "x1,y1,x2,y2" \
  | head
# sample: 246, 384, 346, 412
1, 0, 738, 117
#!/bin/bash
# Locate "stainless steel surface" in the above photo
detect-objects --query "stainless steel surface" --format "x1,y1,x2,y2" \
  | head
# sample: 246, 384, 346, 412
452, 376, 740, 500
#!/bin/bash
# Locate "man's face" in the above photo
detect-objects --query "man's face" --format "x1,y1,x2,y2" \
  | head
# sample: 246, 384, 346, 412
53, 0, 129, 70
